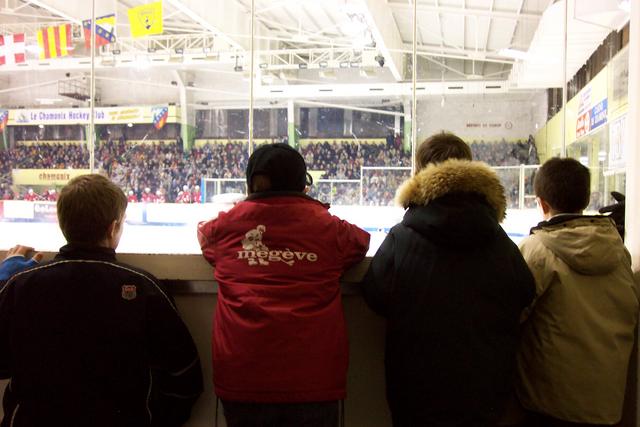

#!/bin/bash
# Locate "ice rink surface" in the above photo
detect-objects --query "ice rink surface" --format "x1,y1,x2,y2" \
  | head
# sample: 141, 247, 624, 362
0, 205, 541, 256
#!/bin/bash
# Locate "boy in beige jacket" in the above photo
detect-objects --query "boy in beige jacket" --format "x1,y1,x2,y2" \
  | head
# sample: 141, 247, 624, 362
517, 157, 638, 426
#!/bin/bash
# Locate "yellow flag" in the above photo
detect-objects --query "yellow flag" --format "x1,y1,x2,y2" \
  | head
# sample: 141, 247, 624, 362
128, 1, 163, 38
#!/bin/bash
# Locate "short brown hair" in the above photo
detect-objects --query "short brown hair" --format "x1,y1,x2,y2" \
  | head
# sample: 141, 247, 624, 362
416, 132, 472, 170
57, 174, 127, 244
534, 157, 590, 213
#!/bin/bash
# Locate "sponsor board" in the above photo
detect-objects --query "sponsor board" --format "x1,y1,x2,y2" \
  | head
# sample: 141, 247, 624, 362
33, 201, 57, 221
575, 98, 608, 139
2, 200, 35, 220
8, 105, 177, 126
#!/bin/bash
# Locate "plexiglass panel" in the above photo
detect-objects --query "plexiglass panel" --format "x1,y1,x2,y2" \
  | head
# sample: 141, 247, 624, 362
0, 0, 632, 254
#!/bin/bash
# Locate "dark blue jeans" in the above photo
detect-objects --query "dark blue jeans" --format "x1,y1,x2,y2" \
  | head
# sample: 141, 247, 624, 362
221, 400, 339, 427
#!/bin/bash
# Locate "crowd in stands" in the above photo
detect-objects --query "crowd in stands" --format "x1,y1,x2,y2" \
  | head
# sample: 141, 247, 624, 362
469, 136, 539, 166
301, 141, 411, 180
0, 136, 539, 206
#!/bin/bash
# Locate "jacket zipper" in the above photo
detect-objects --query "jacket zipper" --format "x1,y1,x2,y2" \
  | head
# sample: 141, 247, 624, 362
146, 369, 153, 423
9, 403, 19, 427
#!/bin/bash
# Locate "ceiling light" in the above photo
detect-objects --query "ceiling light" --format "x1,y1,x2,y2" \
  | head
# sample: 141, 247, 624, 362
175, 48, 184, 55
234, 65, 243, 72
339, 61, 349, 68
497, 48, 529, 61
134, 56, 151, 70
319, 61, 328, 68
319, 70, 336, 80
619, 0, 630, 12
259, 63, 268, 69
112, 49, 121, 55
36, 98, 62, 105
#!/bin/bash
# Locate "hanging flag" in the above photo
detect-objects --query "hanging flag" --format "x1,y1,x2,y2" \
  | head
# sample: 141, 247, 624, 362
83, 14, 116, 49
0, 34, 26, 66
0, 110, 9, 132
37, 24, 72, 60
128, 1, 163, 38
152, 106, 169, 130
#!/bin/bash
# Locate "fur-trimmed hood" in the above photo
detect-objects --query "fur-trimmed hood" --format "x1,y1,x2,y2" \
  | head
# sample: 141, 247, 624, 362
395, 159, 507, 221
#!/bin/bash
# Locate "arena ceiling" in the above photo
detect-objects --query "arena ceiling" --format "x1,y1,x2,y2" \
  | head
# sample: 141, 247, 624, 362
0, 0, 630, 108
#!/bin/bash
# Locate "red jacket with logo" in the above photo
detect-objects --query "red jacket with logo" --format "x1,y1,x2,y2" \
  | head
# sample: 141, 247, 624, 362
198, 193, 370, 402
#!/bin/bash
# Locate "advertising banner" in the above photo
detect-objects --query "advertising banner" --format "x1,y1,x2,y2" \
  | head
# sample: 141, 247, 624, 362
33, 202, 57, 222
589, 99, 608, 131
575, 98, 608, 139
2, 201, 34, 220
12, 169, 91, 186
7, 105, 178, 126
609, 114, 627, 170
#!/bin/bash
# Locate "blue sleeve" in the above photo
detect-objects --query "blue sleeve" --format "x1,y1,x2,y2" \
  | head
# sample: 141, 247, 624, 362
0, 256, 39, 281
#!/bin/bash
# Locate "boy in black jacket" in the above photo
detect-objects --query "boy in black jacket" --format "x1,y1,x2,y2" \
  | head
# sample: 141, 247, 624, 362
362, 133, 534, 426
0, 174, 202, 427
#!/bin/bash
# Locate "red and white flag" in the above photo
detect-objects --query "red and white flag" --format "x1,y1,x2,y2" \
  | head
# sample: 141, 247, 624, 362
0, 33, 26, 66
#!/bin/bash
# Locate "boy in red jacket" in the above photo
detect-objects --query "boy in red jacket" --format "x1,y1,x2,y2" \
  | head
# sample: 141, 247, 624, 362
198, 143, 370, 427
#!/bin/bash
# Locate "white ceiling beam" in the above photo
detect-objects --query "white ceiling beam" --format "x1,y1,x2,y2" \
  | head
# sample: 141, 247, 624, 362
165, 0, 244, 51
499, 0, 525, 79
390, 3, 542, 21
481, 0, 495, 76
401, 42, 514, 64
361, 0, 404, 81
257, 80, 516, 101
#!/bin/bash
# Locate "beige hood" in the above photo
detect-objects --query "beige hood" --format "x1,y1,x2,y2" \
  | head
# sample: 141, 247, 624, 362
395, 159, 507, 221
533, 217, 627, 275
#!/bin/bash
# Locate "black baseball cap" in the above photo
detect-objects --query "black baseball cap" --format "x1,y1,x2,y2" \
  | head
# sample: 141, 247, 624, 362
246, 143, 313, 192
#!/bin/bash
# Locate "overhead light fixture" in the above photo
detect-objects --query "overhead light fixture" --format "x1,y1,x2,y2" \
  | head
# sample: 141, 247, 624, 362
259, 63, 268, 69
619, 0, 630, 12
319, 70, 337, 80
298, 63, 308, 69
234, 65, 243, 72
175, 48, 184, 54
36, 98, 62, 105
134, 55, 151, 70
147, 47, 156, 53
127, 123, 134, 128
339, 61, 349, 68
203, 47, 211, 54
112, 49, 121, 55
497, 48, 529, 61
349, 62, 359, 68
319, 61, 328, 68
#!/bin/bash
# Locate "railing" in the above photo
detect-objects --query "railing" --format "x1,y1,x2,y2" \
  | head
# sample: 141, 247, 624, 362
493, 164, 539, 210
202, 164, 540, 209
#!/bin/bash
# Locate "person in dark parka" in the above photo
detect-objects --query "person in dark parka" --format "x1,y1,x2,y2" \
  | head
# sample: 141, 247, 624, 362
362, 132, 535, 427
